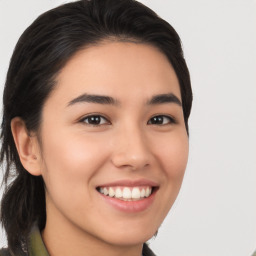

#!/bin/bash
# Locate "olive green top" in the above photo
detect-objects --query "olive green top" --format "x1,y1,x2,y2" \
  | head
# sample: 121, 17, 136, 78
0, 224, 155, 256
27, 225, 49, 256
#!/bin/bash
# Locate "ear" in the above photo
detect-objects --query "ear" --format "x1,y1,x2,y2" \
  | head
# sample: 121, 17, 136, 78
11, 117, 42, 176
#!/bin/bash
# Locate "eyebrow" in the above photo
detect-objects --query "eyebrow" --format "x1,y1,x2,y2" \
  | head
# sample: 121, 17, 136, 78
67, 93, 182, 107
147, 93, 182, 106
67, 93, 120, 106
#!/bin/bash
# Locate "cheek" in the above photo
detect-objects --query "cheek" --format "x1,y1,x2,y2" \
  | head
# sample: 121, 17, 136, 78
39, 129, 110, 197
148, 131, 188, 228
158, 131, 189, 180
39, 131, 113, 222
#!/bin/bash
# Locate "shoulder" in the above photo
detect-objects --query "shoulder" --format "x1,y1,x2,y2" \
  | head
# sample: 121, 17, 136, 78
0, 248, 11, 256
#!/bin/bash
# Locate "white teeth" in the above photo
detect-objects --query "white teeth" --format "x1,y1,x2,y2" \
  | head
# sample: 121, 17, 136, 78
109, 187, 115, 197
115, 188, 122, 198
98, 186, 153, 200
145, 187, 151, 197
132, 187, 140, 199
103, 187, 108, 196
123, 187, 132, 199
140, 188, 146, 198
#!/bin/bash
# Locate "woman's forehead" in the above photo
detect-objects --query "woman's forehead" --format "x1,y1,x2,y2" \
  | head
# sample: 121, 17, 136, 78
50, 41, 181, 105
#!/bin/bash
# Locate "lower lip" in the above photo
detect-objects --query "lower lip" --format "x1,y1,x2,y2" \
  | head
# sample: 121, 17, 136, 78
98, 189, 157, 213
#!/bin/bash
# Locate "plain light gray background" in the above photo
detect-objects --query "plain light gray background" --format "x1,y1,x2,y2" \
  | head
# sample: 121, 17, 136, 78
0, 1, 256, 255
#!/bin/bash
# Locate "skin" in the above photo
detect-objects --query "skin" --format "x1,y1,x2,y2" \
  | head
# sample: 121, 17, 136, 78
11, 41, 189, 256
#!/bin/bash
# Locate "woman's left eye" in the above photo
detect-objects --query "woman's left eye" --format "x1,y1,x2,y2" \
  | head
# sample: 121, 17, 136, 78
80, 115, 109, 126
147, 115, 175, 125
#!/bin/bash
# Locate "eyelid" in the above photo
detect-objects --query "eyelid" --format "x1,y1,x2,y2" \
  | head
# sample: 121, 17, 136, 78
147, 114, 177, 125
77, 113, 176, 126
79, 114, 111, 126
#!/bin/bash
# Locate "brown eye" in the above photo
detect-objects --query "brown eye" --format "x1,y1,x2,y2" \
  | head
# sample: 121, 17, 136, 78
81, 115, 109, 126
148, 115, 175, 125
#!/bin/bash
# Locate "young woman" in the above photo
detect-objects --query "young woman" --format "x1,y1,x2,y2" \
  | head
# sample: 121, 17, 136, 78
0, 0, 192, 255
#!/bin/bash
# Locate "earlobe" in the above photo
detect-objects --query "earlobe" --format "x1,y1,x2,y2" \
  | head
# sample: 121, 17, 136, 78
11, 117, 42, 176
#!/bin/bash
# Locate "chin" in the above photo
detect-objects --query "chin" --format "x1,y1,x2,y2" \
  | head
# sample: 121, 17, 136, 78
95, 221, 159, 247
102, 231, 155, 247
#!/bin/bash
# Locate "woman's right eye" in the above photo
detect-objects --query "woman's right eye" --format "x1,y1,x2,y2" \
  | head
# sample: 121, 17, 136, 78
80, 115, 110, 126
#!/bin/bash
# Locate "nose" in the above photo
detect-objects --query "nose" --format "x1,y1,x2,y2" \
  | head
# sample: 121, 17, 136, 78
111, 125, 152, 171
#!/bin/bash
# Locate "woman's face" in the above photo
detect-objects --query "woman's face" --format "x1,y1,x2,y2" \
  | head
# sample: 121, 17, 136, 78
38, 42, 189, 246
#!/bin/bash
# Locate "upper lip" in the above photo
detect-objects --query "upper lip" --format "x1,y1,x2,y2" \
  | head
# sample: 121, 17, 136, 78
96, 179, 159, 188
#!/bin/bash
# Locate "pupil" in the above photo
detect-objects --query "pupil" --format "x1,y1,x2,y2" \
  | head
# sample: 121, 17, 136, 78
89, 116, 100, 124
152, 116, 163, 124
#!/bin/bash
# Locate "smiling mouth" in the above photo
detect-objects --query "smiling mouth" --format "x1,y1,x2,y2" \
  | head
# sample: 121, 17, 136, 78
96, 186, 155, 201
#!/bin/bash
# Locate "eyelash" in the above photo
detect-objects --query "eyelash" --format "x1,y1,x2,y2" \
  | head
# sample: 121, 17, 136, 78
80, 115, 110, 126
79, 114, 176, 126
147, 115, 176, 125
